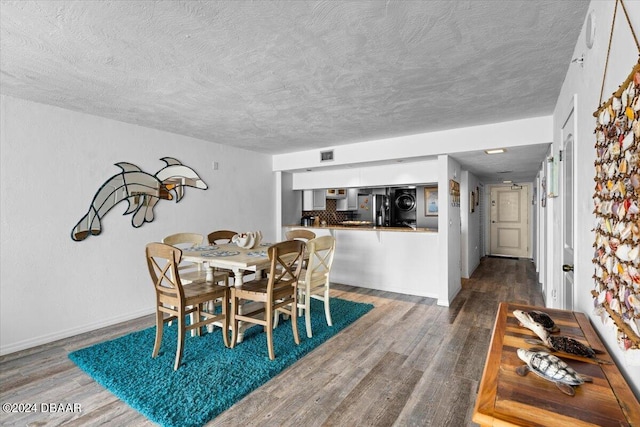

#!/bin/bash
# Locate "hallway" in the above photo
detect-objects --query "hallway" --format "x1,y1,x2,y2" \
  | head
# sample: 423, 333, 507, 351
0, 257, 544, 426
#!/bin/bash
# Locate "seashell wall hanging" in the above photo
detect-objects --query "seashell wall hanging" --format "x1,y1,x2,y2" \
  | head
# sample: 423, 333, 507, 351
592, 59, 640, 352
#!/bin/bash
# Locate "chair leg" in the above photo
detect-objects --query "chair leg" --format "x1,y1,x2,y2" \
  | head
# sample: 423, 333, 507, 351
152, 309, 163, 358
168, 307, 174, 326
324, 285, 333, 326
298, 289, 304, 317
175, 312, 186, 370
194, 305, 202, 337
221, 291, 230, 348
266, 303, 275, 360
291, 295, 300, 345
230, 294, 238, 348
188, 306, 198, 337
305, 289, 312, 338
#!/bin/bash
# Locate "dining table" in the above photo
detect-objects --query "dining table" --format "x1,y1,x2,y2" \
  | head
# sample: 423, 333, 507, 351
182, 242, 274, 342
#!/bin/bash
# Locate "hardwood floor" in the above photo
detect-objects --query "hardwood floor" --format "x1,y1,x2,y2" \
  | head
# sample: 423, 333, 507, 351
0, 257, 544, 426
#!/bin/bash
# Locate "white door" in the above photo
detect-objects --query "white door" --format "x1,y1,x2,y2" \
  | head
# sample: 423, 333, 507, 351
561, 102, 576, 310
490, 185, 529, 258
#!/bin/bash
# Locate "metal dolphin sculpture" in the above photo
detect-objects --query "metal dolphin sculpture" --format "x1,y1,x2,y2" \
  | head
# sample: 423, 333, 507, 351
71, 158, 207, 241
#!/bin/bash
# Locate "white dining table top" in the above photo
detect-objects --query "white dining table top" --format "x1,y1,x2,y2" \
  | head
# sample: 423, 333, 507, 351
181, 242, 272, 271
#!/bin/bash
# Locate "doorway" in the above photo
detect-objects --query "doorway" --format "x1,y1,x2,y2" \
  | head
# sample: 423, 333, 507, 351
489, 185, 530, 258
560, 97, 576, 310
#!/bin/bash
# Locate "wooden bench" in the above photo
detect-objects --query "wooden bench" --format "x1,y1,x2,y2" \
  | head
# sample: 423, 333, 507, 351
473, 302, 640, 426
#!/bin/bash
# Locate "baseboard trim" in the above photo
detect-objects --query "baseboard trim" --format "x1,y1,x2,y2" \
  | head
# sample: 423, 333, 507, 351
1, 307, 155, 356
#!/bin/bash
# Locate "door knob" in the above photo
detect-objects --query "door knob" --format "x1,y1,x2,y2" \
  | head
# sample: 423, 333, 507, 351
562, 264, 574, 272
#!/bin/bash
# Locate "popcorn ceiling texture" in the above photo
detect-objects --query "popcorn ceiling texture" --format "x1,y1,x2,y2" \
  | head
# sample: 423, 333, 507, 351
0, 1, 587, 154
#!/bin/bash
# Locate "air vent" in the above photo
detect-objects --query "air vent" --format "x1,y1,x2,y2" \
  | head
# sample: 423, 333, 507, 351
320, 150, 334, 162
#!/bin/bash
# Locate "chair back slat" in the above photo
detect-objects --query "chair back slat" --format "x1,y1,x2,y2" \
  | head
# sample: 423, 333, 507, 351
146, 242, 186, 303
285, 229, 316, 241
208, 230, 238, 244
268, 240, 305, 293
161, 233, 208, 280
162, 232, 204, 248
305, 236, 336, 284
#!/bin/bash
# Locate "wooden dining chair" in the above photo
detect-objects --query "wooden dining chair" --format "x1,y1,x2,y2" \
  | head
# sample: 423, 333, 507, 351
145, 242, 230, 370
207, 229, 241, 283
285, 229, 316, 270
162, 232, 207, 284
285, 229, 316, 242
207, 230, 238, 244
162, 232, 229, 330
229, 240, 305, 360
294, 236, 336, 338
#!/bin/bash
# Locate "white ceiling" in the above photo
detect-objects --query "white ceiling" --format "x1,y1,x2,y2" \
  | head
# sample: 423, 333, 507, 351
0, 0, 588, 181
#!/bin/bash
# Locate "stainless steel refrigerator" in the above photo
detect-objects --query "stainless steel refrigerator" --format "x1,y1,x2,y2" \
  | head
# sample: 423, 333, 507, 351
356, 194, 389, 226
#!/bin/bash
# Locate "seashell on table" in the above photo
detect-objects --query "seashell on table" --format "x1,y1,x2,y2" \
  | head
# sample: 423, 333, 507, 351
231, 231, 263, 249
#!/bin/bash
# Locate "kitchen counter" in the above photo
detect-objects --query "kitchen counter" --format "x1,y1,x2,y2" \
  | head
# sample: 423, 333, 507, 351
283, 225, 443, 303
284, 224, 437, 233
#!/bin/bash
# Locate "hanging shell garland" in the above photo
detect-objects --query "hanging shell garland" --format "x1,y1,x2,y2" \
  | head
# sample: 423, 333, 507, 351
593, 62, 640, 350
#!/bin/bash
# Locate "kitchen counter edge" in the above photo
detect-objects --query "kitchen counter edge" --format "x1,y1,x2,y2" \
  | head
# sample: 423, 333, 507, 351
284, 225, 437, 233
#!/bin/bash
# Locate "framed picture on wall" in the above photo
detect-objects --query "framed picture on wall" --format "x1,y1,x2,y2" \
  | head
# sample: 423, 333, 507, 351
449, 179, 460, 207
424, 186, 438, 216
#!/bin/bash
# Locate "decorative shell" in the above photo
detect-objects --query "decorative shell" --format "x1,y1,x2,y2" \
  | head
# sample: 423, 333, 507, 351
231, 231, 263, 249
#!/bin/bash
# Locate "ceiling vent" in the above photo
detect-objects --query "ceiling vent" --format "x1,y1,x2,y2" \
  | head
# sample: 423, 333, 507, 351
320, 150, 334, 162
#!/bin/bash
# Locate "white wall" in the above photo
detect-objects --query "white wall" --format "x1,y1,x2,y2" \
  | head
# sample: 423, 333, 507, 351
274, 116, 553, 172
551, 0, 639, 396
330, 229, 440, 298
461, 170, 481, 278
0, 95, 275, 355
438, 155, 462, 305
277, 171, 300, 239
535, 169, 547, 298
291, 158, 438, 189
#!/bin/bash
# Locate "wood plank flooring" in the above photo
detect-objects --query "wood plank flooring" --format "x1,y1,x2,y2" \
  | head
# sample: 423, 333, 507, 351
0, 256, 545, 426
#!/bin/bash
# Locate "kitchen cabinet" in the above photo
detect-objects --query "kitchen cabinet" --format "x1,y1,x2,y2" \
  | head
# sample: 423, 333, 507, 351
336, 188, 359, 211
303, 189, 326, 211
325, 188, 346, 198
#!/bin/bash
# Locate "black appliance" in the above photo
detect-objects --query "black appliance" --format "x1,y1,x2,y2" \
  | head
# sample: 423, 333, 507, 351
391, 188, 417, 227
301, 215, 314, 226
356, 194, 389, 227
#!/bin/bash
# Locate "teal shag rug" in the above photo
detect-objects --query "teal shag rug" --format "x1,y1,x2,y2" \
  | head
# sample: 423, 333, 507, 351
69, 297, 373, 427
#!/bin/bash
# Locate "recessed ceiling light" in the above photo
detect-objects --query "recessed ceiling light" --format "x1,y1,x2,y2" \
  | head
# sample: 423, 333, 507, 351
503, 180, 512, 184
485, 148, 506, 154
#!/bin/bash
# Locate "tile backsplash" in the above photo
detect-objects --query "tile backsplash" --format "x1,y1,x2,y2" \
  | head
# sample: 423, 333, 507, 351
302, 199, 353, 225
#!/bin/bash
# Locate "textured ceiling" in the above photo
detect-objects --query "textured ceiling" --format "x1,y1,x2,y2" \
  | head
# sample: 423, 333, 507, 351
0, 0, 587, 178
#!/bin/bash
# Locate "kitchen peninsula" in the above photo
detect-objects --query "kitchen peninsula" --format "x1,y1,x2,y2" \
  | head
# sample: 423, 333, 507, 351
284, 224, 441, 302
277, 156, 461, 306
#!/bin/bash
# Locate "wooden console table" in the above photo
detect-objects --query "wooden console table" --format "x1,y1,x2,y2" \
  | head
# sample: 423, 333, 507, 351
473, 302, 640, 426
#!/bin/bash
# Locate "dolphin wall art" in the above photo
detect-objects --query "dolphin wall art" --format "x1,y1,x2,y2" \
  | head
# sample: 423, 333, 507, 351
71, 157, 207, 241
